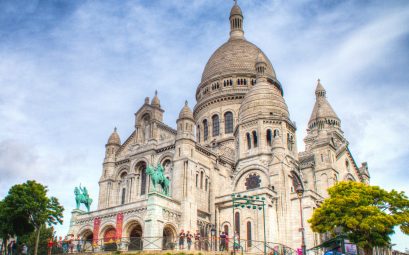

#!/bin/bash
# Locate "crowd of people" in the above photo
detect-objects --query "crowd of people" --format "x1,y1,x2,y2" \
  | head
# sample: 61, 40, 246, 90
177, 229, 241, 251
47, 235, 87, 254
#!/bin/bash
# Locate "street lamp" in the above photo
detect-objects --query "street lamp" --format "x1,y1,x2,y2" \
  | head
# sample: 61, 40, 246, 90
211, 226, 216, 251
231, 193, 267, 255
296, 184, 306, 255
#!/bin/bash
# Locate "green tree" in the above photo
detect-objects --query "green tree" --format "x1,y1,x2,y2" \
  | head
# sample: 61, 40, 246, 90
308, 181, 409, 255
2, 180, 64, 255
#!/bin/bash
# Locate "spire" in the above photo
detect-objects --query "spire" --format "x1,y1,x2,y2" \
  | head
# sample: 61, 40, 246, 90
151, 90, 161, 108
229, 0, 244, 40
178, 100, 194, 120
308, 79, 340, 130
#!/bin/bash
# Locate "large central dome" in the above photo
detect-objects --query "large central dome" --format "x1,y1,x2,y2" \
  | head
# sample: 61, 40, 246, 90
201, 39, 276, 83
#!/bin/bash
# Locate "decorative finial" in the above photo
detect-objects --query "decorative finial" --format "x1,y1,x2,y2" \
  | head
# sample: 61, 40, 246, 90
234, 0, 238, 5
114, 127, 117, 132
317, 78, 321, 83
185, 100, 188, 106
155, 90, 158, 96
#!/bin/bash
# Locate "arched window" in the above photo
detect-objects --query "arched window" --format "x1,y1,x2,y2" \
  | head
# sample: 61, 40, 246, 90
197, 125, 201, 142
212, 115, 220, 136
121, 188, 126, 205
203, 119, 208, 141
200, 171, 204, 189
141, 165, 147, 195
266, 129, 272, 146
224, 112, 234, 134
224, 225, 229, 235
196, 173, 199, 188
235, 212, 240, 234
247, 222, 252, 247
246, 133, 251, 149
287, 133, 293, 151
205, 178, 208, 191
273, 129, 280, 138
252, 131, 258, 147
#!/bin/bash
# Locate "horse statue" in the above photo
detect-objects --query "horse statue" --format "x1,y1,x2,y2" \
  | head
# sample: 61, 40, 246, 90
74, 184, 93, 212
146, 163, 170, 196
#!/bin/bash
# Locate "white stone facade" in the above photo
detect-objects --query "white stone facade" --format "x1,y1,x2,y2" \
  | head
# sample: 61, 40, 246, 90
68, 2, 370, 252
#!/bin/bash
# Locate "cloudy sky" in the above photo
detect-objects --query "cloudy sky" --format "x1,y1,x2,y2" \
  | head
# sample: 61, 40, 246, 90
0, 0, 408, 250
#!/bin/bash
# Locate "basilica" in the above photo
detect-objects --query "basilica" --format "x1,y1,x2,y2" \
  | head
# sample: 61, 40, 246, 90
68, 2, 370, 252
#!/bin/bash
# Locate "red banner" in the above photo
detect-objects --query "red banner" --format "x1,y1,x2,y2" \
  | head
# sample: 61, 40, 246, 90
116, 212, 124, 239
92, 217, 101, 245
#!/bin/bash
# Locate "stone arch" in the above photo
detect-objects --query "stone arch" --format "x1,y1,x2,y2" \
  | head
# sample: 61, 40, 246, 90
131, 158, 149, 172
343, 173, 356, 181
233, 165, 269, 192
98, 222, 116, 240
158, 153, 174, 166
78, 226, 94, 240
163, 223, 177, 250
124, 220, 143, 251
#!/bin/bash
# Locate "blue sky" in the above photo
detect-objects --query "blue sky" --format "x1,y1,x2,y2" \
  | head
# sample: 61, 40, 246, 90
0, 0, 408, 251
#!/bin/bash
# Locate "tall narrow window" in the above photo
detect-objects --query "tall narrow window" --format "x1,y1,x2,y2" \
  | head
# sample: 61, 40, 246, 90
224, 225, 229, 235
246, 133, 251, 149
273, 129, 280, 138
203, 119, 208, 141
252, 131, 258, 147
121, 188, 126, 205
235, 212, 240, 235
212, 115, 220, 136
141, 167, 147, 195
205, 178, 208, 191
266, 129, 272, 146
247, 222, 252, 247
200, 171, 204, 189
197, 125, 201, 142
224, 112, 233, 134
196, 173, 199, 188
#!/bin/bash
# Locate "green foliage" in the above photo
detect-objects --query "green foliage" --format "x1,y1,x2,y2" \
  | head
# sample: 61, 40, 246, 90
18, 225, 55, 255
3, 180, 64, 229
308, 181, 409, 253
1, 180, 64, 255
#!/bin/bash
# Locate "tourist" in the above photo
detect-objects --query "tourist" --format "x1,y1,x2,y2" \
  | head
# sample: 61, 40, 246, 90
233, 231, 240, 252
178, 229, 185, 250
76, 235, 83, 253
62, 236, 69, 253
186, 231, 193, 250
225, 232, 229, 251
21, 244, 28, 255
219, 232, 226, 251
194, 230, 201, 250
47, 238, 53, 255
68, 234, 75, 253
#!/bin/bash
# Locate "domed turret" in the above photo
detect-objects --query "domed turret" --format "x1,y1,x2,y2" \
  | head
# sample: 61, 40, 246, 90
107, 127, 121, 145
308, 79, 340, 130
229, 1, 244, 40
179, 100, 194, 120
151, 90, 161, 108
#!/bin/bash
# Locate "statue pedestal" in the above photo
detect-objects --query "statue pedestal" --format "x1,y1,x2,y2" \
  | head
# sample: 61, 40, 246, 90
68, 209, 87, 236
143, 192, 169, 250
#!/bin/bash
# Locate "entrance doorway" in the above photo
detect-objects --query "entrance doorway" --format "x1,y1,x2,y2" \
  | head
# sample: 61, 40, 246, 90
128, 224, 143, 251
103, 227, 117, 251
163, 225, 176, 250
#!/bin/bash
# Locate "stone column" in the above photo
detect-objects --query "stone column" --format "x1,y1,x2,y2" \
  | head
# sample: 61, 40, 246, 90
143, 193, 165, 250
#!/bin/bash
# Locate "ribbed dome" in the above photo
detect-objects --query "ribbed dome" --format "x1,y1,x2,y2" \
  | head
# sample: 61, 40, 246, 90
200, 39, 276, 83
107, 128, 121, 145
230, 4, 242, 16
179, 101, 194, 120
239, 81, 289, 123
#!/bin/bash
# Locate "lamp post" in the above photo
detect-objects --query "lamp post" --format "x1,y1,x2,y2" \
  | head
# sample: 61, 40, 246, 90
211, 225, 216, 251
296, 184, 306, 255
231, 193, 267, 255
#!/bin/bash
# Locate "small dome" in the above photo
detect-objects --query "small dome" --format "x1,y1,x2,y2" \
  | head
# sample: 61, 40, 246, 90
179, 101, 194, 120
239, 80, 289, 123
107, 127, 121, 145
230, 4, 242, 16
151, 90, 160, 107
